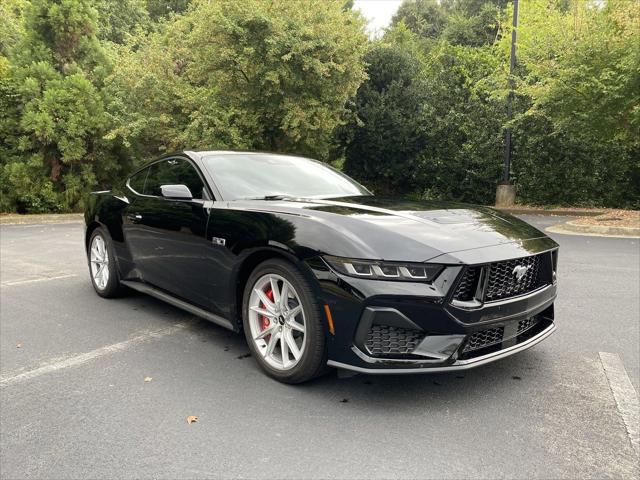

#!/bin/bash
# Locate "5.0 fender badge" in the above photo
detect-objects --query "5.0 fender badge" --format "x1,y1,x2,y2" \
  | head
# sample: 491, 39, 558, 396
212, 237, 226, 246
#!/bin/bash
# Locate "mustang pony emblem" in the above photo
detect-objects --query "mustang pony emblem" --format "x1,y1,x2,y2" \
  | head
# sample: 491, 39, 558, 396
512, 265, 529, 282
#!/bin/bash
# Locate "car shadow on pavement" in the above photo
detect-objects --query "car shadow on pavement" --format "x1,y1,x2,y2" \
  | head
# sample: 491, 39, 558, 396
180, 307, 549, 404
299, 350, 548, 408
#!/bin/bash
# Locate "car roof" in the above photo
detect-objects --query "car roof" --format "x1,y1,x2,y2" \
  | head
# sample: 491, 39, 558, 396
186, 150, 316, 163
187, 150, 264, 157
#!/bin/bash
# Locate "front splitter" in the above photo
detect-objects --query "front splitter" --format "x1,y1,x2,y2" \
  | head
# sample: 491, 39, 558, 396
327, 323, 556, 374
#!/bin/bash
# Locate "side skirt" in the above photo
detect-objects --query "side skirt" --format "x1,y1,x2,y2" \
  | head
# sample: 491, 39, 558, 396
121, 280, 236, 331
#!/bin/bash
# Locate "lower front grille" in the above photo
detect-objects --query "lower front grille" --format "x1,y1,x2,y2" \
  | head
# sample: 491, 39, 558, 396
462, 326, 504, 353
517, 316, 538, 334
462, 315, 543, 354
364, 325, 425, 356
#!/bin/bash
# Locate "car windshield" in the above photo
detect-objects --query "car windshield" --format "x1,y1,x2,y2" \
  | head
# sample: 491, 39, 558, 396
201, 153, 371, 200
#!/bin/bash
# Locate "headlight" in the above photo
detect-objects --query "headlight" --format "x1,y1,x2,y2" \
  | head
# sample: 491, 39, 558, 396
322, 256, 444, 282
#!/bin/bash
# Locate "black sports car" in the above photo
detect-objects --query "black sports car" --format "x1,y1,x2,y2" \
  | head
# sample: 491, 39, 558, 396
85, 151, 558, 383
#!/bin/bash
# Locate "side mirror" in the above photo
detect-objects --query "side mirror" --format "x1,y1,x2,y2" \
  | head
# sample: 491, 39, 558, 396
160, 184, 193, 200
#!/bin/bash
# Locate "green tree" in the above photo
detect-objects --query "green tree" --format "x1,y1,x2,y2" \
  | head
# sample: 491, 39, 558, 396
392, 0, 449, 40
392, 0, 508, 46
104, 19, 245, 161
95, 0, 150, 45
376, 0, 639, 207
504, 0, 640, 206
2, 0, 127, 212
107, 0, 368, 161
511, 111, 639, 207
146, 0, 190, 21
2, 0, 637, 212
0, 0, 28, 57
343, 28, 505, 203
416, 42, 505, 203
342, 42, 431, 194
441, 1, 505, 46
16, 0, 107, 71
511, 0, 640, 146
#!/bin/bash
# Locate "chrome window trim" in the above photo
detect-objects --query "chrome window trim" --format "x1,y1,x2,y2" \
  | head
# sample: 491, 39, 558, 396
125, 156, 213, 200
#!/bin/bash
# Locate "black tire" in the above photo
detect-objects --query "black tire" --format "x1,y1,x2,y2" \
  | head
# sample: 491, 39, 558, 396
88, 227, 126, 298
242, 258, 328, 384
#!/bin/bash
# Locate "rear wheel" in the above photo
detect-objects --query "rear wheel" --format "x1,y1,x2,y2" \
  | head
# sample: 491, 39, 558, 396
242, 259, 327, 383
88, 227, 124, 298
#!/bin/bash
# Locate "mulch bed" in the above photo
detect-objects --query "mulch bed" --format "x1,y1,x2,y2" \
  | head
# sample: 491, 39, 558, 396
571, 209, 639, 228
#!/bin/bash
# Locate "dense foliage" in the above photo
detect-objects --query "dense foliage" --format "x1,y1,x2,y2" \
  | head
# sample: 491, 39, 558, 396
1, 0, 638, 212
106, 0, 367, 161
342, 0, 639, 207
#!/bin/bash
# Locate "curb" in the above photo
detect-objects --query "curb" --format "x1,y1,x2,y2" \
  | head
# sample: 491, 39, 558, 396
547, 221, 639, 238
0, 213, 83, 225
562, 220, 640, 237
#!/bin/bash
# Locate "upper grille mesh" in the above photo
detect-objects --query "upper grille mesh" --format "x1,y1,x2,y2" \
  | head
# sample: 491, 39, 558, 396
452, 254, 547, 304
485, 255, 543, 301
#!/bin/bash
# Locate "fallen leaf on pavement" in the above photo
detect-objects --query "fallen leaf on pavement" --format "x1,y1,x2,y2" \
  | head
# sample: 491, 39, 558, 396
187, 416, 198, 425
144, 376, 152, 382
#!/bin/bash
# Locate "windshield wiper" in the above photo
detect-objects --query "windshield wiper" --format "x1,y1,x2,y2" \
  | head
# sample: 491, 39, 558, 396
243, 194, 292, 200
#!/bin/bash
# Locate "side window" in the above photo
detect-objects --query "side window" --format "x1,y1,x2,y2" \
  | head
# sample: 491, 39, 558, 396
144, 158, 206, 199
128, 168, 148, 194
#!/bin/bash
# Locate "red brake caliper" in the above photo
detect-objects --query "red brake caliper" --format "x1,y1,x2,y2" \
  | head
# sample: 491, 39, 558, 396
259, 288, 274, 334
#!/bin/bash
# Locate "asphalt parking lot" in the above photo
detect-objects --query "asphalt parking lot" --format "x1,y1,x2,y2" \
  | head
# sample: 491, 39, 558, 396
1, 215, 638, 479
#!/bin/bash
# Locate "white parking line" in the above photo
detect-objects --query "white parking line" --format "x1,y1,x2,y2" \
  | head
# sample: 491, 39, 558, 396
599, 352, 640, 457
1, 274, 78, 287
0, 323, 191, 387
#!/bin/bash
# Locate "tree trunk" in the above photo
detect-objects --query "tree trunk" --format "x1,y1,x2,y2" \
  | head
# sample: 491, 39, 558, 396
46, 152, 62, 183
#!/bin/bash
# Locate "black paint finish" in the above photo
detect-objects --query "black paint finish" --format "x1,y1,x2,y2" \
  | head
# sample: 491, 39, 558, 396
84, 151, 558, 373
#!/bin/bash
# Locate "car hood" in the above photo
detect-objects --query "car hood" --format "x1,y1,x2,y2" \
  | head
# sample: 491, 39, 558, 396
232, 196, 557, 263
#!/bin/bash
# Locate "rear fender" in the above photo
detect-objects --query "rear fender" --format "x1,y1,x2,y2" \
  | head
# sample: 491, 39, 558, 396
84, 191, 131, 275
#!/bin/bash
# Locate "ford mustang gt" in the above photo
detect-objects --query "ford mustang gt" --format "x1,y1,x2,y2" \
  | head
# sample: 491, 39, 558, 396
85, 151, 558, 383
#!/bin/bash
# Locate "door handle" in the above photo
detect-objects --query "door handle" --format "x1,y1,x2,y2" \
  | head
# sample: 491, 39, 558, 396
127, 213, 142, 223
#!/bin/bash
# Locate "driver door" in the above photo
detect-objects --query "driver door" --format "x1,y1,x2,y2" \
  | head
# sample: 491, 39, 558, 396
123, 157, 213, 309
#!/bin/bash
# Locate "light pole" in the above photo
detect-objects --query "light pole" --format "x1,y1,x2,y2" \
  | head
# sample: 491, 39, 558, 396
496, 0, 518, 207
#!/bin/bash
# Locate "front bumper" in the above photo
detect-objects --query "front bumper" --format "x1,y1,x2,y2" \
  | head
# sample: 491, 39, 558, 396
306, 254, 557, 374
328, 321, 556, 374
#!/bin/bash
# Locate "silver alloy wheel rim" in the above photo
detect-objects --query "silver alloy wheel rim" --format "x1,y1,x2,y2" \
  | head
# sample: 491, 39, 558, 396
90, 234, 110, 291
248, 274, 306, 371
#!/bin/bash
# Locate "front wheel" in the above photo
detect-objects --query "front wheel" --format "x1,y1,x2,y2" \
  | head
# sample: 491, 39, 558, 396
242, 259, 328, 384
